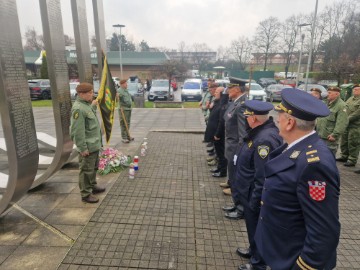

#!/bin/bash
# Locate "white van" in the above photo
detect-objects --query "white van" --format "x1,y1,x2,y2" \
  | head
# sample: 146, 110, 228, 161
181, 78, 203, 101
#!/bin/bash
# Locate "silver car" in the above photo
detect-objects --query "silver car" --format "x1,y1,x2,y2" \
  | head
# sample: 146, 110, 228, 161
298, 84, 328, 99
148, 79, 173, 101
266, 84, 292, 102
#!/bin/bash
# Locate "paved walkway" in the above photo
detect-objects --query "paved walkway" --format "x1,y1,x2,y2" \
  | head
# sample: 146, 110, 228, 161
0, 108, 360, 269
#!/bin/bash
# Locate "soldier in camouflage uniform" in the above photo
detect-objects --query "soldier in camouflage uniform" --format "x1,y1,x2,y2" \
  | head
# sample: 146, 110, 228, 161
316, 86, 348, 155
117, 79, 133, 143
338, 86, 360, 167
70, 83, 105, 203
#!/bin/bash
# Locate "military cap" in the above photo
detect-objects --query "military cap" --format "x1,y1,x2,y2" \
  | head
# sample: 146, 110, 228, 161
208, 83, 218, 89
120, 79, 127, 84
310, 88, 322, 95
76, 82, 93, 93
274, 88, 330, 121
244, 100, 274, 116
229, 76, 247, 86
327, 86, 341, 92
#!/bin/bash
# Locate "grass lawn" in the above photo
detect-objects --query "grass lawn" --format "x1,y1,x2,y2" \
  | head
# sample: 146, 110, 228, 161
31, 100, 53, 107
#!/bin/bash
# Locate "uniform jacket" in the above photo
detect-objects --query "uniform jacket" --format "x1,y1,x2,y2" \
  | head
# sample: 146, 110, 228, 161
233, 117, 282, 209
204, 98, 222, 142
345, 95, 360, 127
255, 133, 340, 270
200, 91, 211, 117
316, 96, 348, 140
223, 93, 247, 161
117, 87, 132, 111
70, 97, 102, 153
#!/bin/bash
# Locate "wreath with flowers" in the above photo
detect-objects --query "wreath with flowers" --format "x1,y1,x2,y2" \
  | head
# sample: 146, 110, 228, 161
97, 148, 131, 175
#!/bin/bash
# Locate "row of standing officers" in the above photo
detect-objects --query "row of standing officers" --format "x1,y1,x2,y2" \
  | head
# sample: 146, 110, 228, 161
202, 78, 342, 270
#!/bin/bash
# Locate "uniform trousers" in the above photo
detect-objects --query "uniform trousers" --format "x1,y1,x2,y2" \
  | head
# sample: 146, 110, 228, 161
214, 138, 227, 174
340, 126, 360, 164
119, 109, 132, 140
78, 151, 99, 198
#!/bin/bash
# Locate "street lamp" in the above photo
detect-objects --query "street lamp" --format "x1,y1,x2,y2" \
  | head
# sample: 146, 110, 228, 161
304, 0, 319, 91
295, 23, 311, 88
113, 24, 126, 79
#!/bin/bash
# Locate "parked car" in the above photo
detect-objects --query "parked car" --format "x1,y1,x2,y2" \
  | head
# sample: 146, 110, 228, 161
70, 80, 99, 100
279, 79, 296, 88
298, 84, 328, 99
246, 83, 267, 102
181, 78, 203, 101
28, 79, 51, 100
128, 82, 143, 101
70, 82, 80, 100
265, 84, 292, 102
215, 79, 230, 88
148, 79, 173, 101
258, 78, 276, 88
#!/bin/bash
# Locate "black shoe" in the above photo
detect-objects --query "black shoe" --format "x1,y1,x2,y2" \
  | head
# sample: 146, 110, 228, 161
236, 247, 251, 259
206, 142, 213, 147
335, 157, 347, 162
92, 185, 106, 194
225, 210, 244, 220
354, 169, 360, 174
222, 205, 236, 212
344, 162, 355, 167
210, 168, 220, 173
212, 172, 227, 178
207, 148, 214, 153
208, 152, 216, 156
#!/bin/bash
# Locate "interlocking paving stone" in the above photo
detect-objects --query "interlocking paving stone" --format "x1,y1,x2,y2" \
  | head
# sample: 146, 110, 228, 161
59, 131, 360, 269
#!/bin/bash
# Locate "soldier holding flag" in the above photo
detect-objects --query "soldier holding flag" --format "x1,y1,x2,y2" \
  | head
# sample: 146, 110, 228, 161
117, 79, 134, 143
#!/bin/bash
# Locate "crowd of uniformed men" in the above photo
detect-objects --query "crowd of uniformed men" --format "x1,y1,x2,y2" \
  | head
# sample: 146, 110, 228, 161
200, 78, 360, 270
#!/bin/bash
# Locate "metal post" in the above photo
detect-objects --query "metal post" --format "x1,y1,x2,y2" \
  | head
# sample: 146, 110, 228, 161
113, 24, 125, 79
304, 0, 319, 91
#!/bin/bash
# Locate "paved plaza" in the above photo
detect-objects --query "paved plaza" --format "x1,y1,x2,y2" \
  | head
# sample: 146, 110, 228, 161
0, 107, 359, 269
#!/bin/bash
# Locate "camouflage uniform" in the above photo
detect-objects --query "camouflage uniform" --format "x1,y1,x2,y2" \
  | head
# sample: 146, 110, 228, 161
339, 95, 360, 165
316, 96, 348, 155
117, 86, 132, 140
70, 97, 102, 198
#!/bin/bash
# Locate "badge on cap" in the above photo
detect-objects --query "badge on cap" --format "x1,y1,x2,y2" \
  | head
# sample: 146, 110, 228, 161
73, 111, 79, 120
308, 180, 326, 201
258, 145, 270, 159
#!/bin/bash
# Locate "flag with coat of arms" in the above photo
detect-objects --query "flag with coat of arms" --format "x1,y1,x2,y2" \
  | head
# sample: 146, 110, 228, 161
97, 51, 117, 144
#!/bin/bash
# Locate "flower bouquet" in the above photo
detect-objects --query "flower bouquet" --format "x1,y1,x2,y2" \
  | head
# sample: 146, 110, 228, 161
97, 148, 131, 175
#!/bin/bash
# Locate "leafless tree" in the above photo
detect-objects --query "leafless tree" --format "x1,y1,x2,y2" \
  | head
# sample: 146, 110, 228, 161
229, 36, 252, 71
178, 41, 187, 63
279, 15, 304, 76
191, 43, 212, 73
64, 35, 75, 46
23, 27, 44, 51
253, 17, 281, 71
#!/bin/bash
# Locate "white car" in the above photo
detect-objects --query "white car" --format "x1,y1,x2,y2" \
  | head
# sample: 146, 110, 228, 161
69, 82, 79, 100
246, 83, 267, 102
181, 78, 203, 101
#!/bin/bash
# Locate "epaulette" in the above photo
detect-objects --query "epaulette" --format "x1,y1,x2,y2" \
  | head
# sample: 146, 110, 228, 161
306, 145, 320, 163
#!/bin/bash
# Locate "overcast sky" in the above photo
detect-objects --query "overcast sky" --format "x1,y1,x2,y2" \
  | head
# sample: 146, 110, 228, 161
17, 0, 342, 51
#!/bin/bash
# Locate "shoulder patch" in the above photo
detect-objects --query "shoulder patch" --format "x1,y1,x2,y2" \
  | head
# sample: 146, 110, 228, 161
73, 111, 79, 120
258, 145, 270, 159
290, 150, 301, 159
308, 180, 326, 201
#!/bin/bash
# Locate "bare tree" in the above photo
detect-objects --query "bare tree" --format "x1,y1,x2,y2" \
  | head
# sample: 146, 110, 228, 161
23, 27, 44, 51
64, 35, 75, 46
229, 36, 252, 71
191, 43, 212, 73
178, 41, 187, 63
279, 15, 303, 76
253, 17, 281, 71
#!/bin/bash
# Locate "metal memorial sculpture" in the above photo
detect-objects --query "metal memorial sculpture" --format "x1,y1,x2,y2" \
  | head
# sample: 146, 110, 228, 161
0, 1, 39, 213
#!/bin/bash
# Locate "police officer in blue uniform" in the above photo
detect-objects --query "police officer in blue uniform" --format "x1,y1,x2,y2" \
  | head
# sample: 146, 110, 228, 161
255, 88, 341, 270
233, 100, 282, 270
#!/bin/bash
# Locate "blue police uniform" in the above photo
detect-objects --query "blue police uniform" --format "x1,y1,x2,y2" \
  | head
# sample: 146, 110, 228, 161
234, 100, 283, 270
254, 89, 341, 270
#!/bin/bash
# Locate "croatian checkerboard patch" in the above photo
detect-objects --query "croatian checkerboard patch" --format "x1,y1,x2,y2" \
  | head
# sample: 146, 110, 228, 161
308, 180, 326, 201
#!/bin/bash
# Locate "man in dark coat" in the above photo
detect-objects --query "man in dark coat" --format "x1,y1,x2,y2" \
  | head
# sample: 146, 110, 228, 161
234, 100, 282, 270
205, 86, 228, 177
222, 83, 248, 219
255, 88, 340, 270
